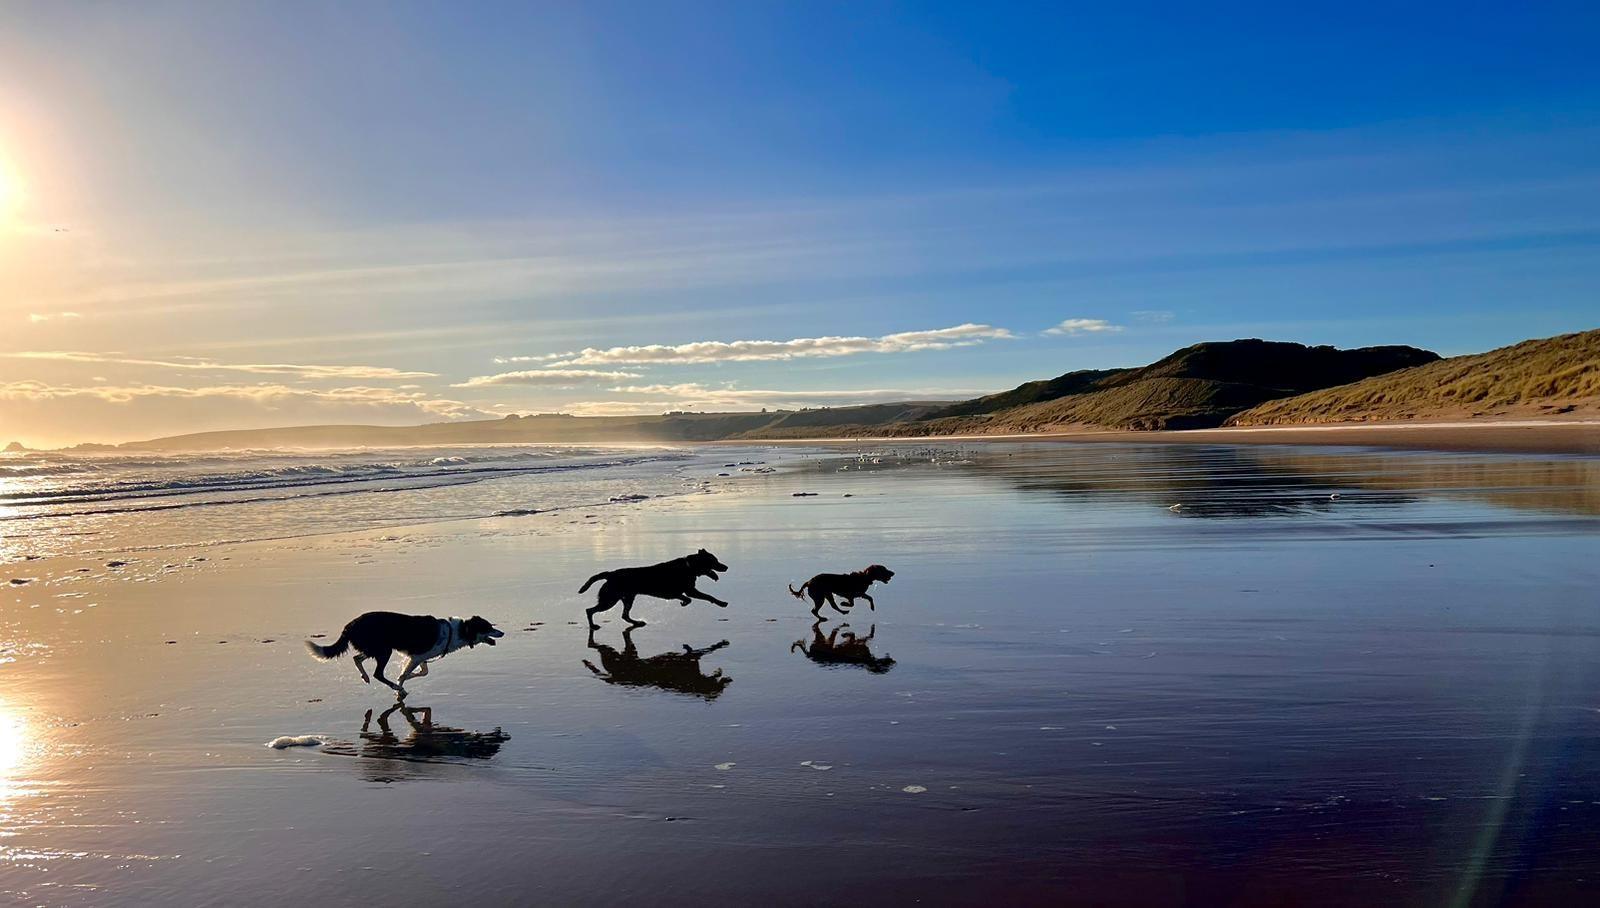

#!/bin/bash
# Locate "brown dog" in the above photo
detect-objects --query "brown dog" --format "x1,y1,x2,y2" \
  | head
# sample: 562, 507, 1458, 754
789, 564, 894, 617
579, 548, 730, 629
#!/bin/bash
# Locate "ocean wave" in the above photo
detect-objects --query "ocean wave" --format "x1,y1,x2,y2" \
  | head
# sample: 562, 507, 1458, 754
0, 450, 687, 513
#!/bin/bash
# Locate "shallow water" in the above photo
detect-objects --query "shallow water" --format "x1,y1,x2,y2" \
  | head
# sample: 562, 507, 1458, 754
2, 442, 1597, 906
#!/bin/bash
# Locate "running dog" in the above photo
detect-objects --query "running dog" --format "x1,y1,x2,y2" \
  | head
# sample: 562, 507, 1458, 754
306, 611, 504, 695
789, 564, 894, 617
579, 548, 729, 629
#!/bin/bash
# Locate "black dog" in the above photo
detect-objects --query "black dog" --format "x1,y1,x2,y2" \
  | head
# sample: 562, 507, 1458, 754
789, 564, 894, 617
579, 548, 729, 629
306, 611, 504, 695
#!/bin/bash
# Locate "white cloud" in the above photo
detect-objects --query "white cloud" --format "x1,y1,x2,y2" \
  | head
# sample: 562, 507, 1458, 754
4, 351, 435, 380
493, 353, 568, 365
1132, 310, 1175, 323
563, 382, 987, 414
521, 323, 1014, 367
452, 369, 643, 388
27, 312, 83, 323
1043, 318, 1123, 336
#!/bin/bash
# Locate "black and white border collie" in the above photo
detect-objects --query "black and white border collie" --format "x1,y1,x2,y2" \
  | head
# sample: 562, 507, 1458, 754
306, 611, 504, 695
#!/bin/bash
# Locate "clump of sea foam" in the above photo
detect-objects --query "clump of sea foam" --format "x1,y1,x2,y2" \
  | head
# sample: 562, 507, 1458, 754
266, 735, 326, 749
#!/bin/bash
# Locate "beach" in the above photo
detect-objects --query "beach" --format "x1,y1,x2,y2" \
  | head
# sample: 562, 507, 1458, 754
740, 419, 1600, 456
3, 440, 1599, 905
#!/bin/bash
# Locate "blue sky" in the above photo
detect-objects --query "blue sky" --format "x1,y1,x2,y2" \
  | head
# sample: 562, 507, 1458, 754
1, 1, 1597, 444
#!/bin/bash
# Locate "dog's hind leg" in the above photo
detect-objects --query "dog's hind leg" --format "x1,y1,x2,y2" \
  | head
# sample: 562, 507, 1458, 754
370, 650, 404, 694
621, 595, 646, 627
353, 654, 372, 684
587, 586, 621, 630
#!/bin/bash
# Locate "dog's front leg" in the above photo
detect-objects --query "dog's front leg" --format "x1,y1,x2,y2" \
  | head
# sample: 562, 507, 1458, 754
395, 656, 424, 689
687, 588, 729, 607
413, 660, 430, 678
863, 593, 876, 611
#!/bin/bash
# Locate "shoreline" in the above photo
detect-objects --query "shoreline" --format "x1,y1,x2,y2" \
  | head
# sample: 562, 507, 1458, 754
725, 419, 1600, 456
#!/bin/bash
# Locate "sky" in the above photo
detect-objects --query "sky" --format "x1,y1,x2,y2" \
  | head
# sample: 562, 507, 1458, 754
1, 0, 1597, 447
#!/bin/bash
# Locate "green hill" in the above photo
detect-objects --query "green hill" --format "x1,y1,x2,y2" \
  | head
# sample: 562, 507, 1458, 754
905, 339, 1439, 433
1228, 329, 1600, 425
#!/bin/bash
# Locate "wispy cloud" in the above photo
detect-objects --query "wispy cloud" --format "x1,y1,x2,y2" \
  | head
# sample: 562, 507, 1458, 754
0, 380, 484, 417
520, 323, 1014, 367
559, 382, 987, 414
452, 369, 643, 388
0, 380, 494, 446
27, 312, 83, 323
4, 351, 435, 380
1043, 318, 1124, 337
1131, 310, 1175, 323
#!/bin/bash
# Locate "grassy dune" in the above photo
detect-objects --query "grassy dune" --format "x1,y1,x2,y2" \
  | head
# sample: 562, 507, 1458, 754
1228, 329, 1600, 426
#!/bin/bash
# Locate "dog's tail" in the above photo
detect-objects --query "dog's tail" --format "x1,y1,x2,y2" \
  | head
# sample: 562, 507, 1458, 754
578, 571, 611, 593
788, 581, 809, 599
305, 631, 350, 660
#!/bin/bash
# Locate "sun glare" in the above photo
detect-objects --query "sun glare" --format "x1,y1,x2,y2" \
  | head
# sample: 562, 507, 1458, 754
0, 702, 29, 802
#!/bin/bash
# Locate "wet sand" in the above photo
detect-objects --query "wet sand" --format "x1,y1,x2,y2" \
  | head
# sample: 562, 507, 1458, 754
3, 443, 1599, 906
745, 418, 1600, 455
1073, 420, 1600, 456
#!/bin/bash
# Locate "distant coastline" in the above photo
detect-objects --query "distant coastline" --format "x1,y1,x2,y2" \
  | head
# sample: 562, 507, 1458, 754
9, 329, 1595, 457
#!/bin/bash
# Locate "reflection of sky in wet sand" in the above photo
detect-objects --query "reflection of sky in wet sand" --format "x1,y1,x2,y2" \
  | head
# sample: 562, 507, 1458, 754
0, 442, 1597, 904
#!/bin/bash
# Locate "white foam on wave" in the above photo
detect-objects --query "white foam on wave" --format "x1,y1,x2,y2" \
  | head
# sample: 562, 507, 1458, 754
266, 734, 326, 749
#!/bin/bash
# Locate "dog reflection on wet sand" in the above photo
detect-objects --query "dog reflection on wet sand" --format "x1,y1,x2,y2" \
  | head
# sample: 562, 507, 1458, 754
791, 620, 896, 674
324, 703, 510, 782
583, 626, 732, 699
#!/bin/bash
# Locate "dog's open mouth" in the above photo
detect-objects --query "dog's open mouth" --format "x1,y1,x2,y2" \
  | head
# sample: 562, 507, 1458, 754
483, 628, 505, 645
